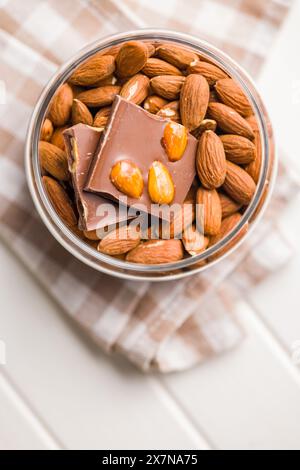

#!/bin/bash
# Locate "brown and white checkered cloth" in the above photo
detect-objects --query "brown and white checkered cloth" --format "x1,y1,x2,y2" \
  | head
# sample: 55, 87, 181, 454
0, 0, 298, 372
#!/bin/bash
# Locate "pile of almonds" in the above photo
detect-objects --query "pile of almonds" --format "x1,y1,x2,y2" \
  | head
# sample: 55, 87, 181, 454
39, 40, 261, 266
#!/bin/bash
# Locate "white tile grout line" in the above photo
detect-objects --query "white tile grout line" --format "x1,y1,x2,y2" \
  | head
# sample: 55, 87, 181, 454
148, 377, 215, 450
0, 369, 65, 450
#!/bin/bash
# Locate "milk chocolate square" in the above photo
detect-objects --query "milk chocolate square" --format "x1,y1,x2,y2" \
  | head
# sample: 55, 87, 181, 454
63, 124, 128, 231
86, 96, 197, 215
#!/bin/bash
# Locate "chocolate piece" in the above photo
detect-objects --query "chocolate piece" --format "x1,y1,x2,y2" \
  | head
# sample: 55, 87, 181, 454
86, 96, 197, 216
63, 124, 128, 231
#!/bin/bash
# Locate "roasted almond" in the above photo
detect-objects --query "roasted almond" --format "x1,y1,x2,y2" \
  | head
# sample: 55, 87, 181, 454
143, 95, 168, 114
110, 160, 144, 199
142, 58, 182, 77
245, 125, 262, 183
157, 100, 181, 123
207, 102, 254, 140
196, 187, 222, 236
120, 74, 150, 105
150, 75, 185, 100
156, 44, 198, 69
182, 225, 209, 256
77, 85, 121, 107
50, 126, 68, 150
126, 239, 184, 264
98, 225, 141, 255
215, 78, 252, 117
40, 118, 53, 142
39, 141, 69, 181
42, 176, 77, 227
71, 99, 93, 126
69, 55, 115, 86
116, 41, 149, 77
180, 74, 209, 131
48, 83, 73, 127
223, 160, 256, 205
93, 106, 111, 127
219, 192, 242, 218
196, 130, 226, 189
191, 118, 217, 139
148, 161, 175, 204
220, 134, 255, 164
162, 121, 187, 161
187, 60, 228, 85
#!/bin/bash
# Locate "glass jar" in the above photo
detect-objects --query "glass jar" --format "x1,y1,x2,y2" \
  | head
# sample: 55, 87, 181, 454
25, 29, 276, 281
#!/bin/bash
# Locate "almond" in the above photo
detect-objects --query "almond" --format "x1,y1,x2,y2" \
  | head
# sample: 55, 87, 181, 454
143, 95, 168, 114
191, 119, 217, 139
116, 41, 149, 77
162, 121, 187, 161
120, 74, 150, 105
182, 225, 209, 256
142, 58, 182, 77
83, 229, 101, 241
40, 118, 53, 142
196, 187, 222, 236
150, 75, 185, 100
48, 83, 73, 126
223, 161, 256, 205
161, 200, 195, 239
180, 74, 209, 131
215, 78, 252, 117
71, 99, 93, 126
245, 126, 262, 183
98, 225, 141, 255
93, 106, 111, 127
157, 100, 181, 123
39, 141, 69, 181
219, 193, 242, 218
42, 176, 77, 227
148, 161, 175, 204
156, 44, 198, 69
209, 213, 248, 259
187, 60, 228, 85
196, 130, 226, 189
92, 74, 117, 87
110, 160, 144, 199
126, 239, 184, 264
77, 85, 120, 107
69, 55, 115, 86
51, 126, 68, 150
220, 134, 255, 164
208, 102, 254, 140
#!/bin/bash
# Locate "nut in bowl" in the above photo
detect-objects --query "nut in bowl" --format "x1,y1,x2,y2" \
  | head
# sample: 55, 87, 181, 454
26, 30, 276, 281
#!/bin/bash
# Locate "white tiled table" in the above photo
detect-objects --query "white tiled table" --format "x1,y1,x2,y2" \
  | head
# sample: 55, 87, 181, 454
1, 1, 300, 451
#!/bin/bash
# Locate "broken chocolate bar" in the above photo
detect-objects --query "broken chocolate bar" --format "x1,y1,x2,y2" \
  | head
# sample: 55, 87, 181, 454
86, 96, 197, 215
63, 124, 127, 231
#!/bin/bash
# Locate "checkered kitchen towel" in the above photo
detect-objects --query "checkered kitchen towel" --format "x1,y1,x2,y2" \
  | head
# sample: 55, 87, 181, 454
0, 0, 298, 372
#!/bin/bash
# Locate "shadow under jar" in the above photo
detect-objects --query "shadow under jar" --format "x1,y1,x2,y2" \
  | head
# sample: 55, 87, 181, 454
25, 30, 276, 281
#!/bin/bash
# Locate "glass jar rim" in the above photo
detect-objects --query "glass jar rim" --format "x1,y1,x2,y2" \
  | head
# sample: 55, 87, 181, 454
25, 29, 276, 281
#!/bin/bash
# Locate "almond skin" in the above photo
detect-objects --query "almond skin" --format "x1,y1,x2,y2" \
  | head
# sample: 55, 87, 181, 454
40, 118, 53, 142
220, 134, 256, 164
223, 161, 256, 205
39, 141, 69, 181
196, 187, 222, 236
208, 102, 254, 140
156, 44, 198, 69
77, 85, 121, 107
182, 225, 209, 256
50, 126, 68, 150
142, 58, 182, 77
245, 125, 262, 183
71, 99, 93, 126
196, 130, 226, 189
116, 41, 149, 77
98, 225, 141, 255
180, 74, 209, 131
187, 60, 228, 85
69, 55, 115, 86
143, 95, 168, 114
219, 193, 242, 218
157, 100, 180, 123
93, 106, 111, 127
42, 176, 77, 227
120, 74, 150, 105
126, 239, 184, 264
215, 78, 252, 117
48, 83, 73, 127
150, 75, 185, 100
